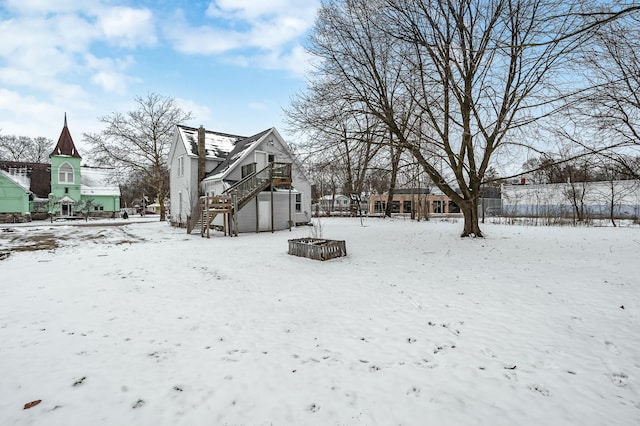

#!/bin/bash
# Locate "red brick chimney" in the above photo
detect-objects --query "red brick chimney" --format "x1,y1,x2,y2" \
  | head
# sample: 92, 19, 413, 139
197, 125, 205, 196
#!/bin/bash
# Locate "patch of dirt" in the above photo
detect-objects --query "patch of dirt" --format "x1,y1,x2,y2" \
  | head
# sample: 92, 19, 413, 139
5, 232, 62, 252
0, 224, 142, 253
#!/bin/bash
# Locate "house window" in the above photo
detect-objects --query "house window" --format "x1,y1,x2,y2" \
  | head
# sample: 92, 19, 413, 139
177, 156, 184, 177
295, 193, 302, 212
374, 200, 386, 213
403, 200, 412, 213
59, 162, 74, 183
242, 163, 256, 178
392, 200, 401, 213
268, 154, 275, 163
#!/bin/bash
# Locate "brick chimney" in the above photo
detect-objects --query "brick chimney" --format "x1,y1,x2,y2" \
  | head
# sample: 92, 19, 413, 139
197, 125, 206, 196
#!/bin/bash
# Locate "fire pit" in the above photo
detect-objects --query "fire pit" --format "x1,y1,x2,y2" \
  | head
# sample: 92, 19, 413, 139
288, 238, 347, 261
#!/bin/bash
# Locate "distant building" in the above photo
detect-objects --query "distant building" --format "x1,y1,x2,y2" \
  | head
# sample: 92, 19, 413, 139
369, 188, 460, 216
0, 115, 121, 222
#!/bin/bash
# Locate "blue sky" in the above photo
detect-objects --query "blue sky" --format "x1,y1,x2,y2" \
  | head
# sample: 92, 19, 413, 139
0, 0, 320, 153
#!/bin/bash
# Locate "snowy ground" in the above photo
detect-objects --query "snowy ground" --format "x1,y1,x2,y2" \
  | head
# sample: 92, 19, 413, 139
1, 217, 639, 425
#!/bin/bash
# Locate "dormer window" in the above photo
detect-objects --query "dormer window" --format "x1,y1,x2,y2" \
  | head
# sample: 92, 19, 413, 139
59, 162, 74, 183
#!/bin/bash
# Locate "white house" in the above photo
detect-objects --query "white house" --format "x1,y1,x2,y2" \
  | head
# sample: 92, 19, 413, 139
168, 125, 312, 233
501, 180, 640, 218
318, 194, 351, 214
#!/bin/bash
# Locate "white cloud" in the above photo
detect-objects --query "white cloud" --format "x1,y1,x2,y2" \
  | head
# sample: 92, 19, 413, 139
0, 2, 154, 105
205, 0, 306, 21
84, 54, 140, 94
3, 0, 93, 15
175, 98, 213, 124
0, 88, 91, 139
168, 1, 319, 75
0, 1, 159, 140
0, 89, 54, 118
165, 19, 245, 54
97, 7, 157, 48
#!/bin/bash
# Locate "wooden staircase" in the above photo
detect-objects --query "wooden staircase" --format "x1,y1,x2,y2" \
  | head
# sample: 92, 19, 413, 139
187, 162, 292, 237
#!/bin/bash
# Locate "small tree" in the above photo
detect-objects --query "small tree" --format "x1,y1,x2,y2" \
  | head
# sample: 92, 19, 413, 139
45, 196, 60, 223
75, 198, 96, 222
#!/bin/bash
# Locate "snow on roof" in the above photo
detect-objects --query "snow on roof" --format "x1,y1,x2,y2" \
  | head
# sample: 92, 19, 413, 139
177, 125, 243, 160
81, 166, 120, 197
0, 168, 31, 192
206, 128, 272, 179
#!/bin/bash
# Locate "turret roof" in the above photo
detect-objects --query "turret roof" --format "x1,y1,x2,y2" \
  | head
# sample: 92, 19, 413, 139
50, 113, 81, 158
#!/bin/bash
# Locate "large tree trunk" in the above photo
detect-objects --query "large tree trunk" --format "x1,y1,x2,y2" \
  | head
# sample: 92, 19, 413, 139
385, 140, 401, 217
609, 189, 617, 227
159, 193, 166, 222
460, 198, 483, 238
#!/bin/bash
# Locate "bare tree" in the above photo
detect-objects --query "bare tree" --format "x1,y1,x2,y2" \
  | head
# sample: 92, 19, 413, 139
286, 82, 386, 198
29, 137, 54, 163
299, 0, 639, 237
84, 93, 193, 221
0, 135, 53, 162
575, 12, 640, 179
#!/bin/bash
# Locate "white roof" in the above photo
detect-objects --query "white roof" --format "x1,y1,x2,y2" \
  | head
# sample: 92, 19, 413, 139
81, 166, 120, 197
0, 169, 30, 192
177, 125, 243, 160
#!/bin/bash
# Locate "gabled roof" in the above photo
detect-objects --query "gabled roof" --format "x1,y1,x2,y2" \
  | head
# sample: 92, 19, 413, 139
50, 113, 81, 158
176, 125, 244, 160
0, 169, 30, 191
206, 128, 272, 179
0, 160, 51, 197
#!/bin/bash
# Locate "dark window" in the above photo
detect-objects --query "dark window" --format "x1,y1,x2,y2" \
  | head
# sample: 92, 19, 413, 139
241, 163, 256, 178
295, 193, 302, 212
403, 200, 412, 213
374, 200, 386, 213
268, 154, 275, 163
65, 187, 69, 194
392, 200, 401, 213
448, 201, 460, 213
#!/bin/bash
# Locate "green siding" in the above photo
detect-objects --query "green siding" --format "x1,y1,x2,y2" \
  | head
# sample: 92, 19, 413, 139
50, 156, 82, 202
83, 195, 121, 212
0, 174, 30, 213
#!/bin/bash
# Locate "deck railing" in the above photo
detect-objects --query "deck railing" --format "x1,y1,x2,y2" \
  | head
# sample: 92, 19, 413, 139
223, 162, 292, 209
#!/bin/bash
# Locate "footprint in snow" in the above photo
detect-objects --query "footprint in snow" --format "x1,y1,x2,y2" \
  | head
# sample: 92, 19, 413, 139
406, 386, 421, 397
605, 341, 622, 355
132, 399, 145, 409
610, 372, 628, 387
528, 384, 550, 396
307, 403, 320, 413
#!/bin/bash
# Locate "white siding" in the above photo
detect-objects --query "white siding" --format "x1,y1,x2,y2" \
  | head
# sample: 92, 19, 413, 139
213, 191, 297, 233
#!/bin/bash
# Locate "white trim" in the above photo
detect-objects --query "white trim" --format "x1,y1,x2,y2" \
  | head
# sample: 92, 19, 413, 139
58, 162, 74, 184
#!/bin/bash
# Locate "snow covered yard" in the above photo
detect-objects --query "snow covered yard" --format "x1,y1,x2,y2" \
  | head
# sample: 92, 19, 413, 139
1, 217, 639, 426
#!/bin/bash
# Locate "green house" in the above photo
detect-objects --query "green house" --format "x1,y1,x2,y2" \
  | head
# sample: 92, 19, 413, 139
0, 116, 121, 222
0, 167, 31, 216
